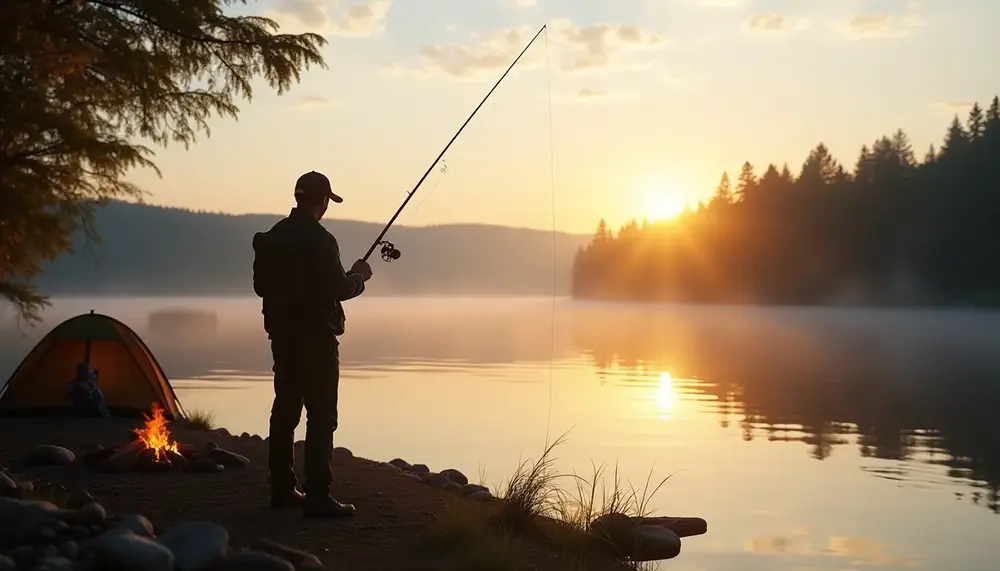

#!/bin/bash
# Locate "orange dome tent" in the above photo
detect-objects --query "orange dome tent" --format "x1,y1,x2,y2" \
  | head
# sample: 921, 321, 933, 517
0, 311, 185, 419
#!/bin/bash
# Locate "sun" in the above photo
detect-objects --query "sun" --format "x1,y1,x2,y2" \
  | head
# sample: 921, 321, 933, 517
643, 187, 687, 221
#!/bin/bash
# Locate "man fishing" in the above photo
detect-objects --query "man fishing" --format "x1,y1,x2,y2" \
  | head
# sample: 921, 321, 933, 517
252, 170, 373, 518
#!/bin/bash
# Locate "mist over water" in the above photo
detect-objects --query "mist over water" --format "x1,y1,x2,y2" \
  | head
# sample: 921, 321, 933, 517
2, 296, 999, 571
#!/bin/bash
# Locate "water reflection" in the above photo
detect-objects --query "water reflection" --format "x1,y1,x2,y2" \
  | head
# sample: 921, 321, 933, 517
571, 304, 1000, 514
2, 297, 1000, 570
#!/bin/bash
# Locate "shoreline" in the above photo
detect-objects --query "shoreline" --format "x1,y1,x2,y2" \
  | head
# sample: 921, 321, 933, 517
0, 417, 706, 570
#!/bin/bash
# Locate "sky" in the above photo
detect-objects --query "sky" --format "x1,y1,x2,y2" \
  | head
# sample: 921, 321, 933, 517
127, 0, 1000, 234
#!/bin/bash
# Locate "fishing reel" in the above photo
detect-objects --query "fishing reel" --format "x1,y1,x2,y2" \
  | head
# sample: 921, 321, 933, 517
378, 241, 402, 262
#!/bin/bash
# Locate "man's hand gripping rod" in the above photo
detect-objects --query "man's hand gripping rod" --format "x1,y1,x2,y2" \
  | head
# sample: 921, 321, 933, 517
363, 24, 548, 264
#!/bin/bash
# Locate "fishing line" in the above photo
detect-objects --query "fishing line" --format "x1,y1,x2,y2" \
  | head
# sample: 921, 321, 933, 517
410, 78, 519, 216
543, 25, 557, 447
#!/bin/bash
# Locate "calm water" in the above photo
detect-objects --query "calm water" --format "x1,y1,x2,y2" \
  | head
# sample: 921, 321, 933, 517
2, 296, 999, 571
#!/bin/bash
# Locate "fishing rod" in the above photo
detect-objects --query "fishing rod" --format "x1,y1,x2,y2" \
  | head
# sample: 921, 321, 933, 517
362, 23, 549, 264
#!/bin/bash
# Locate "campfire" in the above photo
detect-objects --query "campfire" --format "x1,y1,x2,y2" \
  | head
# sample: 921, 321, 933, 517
84, 404, 250, 474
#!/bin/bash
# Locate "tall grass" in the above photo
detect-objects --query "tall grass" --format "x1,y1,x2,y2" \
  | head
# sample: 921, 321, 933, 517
178, 408, 215, 431
427, 429, 673, 570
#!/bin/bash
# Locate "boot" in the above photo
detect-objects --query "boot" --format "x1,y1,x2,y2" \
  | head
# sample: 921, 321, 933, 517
303, 496, 356, 518
270, 487, 305, 508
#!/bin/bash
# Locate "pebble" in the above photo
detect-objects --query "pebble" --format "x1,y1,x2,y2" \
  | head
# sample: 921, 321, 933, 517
439, 469, 469, 486
408, 463, 430, 474
0, 555, 14, 571
0, 473, 17, 497
0, 499, 64, 545
26, 445, 76, 466
223, 550, 296, 571
116, 514, 155, 537
468, 491, 493, 502
95, 529, 174, 571
632, 526, 682, 561
462, 483, 489, 496
78, 502, 107, 526
156, 521, 230, 571
388, 458, 410, 470
206, 449, 250, 469
32, 556, 74, 571
57, 539, 79, 559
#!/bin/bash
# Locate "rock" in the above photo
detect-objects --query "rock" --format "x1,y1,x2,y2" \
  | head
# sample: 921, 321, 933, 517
251, 434, 263, 441
95, 530, 174, 571
0, 498, 64, 546
424, 473, 451, 488
439, 469, 468, 486
13, 477, 33, 498
78, 503, 106, 526
379, 462, 401, 472
251, 539, 324, 570
206, 449, 250, 469
462, 484, 488, 496
57, 540, 79, 560
67, 525, 90, 539
156, 521, 230, 571
10, 546, 33, 567
0, 555, 14, 571
26, 445, 76, 466
333, 447, 353, 459
37, 544, 59, 558
240, 432, 251, 439
468, 491, 493, 502
589, 513, 639, 553
631, 526, 682, 561
65, 490, 95, 510
441, 481, 463, 494
213, 428, 231, 437
408, 463, 430, 474
222, 551, 295, 571
32, 556, 74, 571
116, 514, 155, 538
205, 441, 220, 451
387, 458, 410, 470
0, 473, 17, 498
637, 516, 708, 538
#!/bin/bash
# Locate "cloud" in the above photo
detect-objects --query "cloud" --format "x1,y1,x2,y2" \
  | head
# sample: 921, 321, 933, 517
742, 14, 810, 36
931, 101, 976, 115
699, 0, 744, 6
296, 95, 339, 109
384, 20, 669, 81
263, 0, 391, 37
832, 9, 925, 40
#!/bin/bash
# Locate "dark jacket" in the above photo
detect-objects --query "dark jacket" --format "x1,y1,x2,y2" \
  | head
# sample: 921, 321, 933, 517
252, 208, 365, 340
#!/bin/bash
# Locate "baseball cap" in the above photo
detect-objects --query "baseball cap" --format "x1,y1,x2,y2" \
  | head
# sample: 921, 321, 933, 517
294, 171, 343, 203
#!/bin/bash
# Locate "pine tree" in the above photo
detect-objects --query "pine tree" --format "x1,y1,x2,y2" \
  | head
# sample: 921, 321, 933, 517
967, 103, 986, 138
0, 0, 326, 323
924, 144, 937, 164
891, 129, 917, 168
855, 145, 875, 184
988, 96, 1000, 124
735, 162, 757, 197
712, 172, 733, 205
941, 115, 969, 155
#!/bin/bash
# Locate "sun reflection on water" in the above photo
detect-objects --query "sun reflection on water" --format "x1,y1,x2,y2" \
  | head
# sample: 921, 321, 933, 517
658, 371, 676, 419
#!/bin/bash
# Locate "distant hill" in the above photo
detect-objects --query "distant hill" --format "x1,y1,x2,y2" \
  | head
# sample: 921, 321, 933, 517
35, 201, 587, 296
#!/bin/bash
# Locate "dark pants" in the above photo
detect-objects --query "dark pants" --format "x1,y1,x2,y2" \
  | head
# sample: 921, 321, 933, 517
268, 335, 340, 499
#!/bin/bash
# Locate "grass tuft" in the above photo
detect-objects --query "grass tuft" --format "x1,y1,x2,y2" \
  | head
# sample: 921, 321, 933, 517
427, 499, 525, 571
493, 431, 571, 533
178, 408, 215, 431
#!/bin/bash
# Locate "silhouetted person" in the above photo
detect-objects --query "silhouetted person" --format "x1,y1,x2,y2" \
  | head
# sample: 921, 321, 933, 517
252, 170, 373, 518
67, 363, 110, 417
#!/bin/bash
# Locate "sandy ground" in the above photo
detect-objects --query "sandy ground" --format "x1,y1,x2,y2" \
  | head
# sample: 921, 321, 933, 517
0, 417, 629, 570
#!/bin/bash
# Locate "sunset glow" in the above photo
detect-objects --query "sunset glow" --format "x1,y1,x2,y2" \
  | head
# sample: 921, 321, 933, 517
644, 188, 688, 221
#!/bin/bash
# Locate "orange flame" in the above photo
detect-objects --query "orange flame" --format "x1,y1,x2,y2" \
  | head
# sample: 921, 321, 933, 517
133, 403, 179, 462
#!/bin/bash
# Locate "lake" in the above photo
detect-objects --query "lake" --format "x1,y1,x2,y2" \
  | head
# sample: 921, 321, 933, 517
2, 296, 999, 571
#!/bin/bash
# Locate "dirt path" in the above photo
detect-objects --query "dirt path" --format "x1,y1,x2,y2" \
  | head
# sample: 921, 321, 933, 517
0, 417, 628, 570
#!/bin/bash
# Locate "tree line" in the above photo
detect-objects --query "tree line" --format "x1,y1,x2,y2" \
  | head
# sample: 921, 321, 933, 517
572, 97, 1000, 306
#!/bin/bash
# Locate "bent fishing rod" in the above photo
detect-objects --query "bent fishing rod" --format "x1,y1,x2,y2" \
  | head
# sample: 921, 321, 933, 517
362, 24, 548, 264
